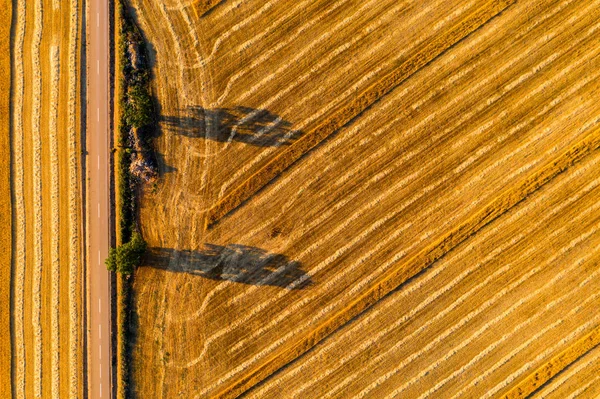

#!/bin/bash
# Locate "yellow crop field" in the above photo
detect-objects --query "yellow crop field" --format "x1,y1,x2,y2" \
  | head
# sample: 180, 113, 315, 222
126, 0, 600, 397
0, 2, 12, 398
8, 0, 85, 398
530, 344, 600, 398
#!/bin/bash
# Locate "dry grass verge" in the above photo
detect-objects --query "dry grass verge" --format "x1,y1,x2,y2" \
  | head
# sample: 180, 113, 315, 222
0, 2, 12, 398
205, 0, 517, 227
503, 326, 600, 399
215, 126, 600, 399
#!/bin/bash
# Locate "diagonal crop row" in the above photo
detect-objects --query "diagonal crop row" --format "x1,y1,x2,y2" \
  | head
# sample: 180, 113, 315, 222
213, 124, 600, 398
205, 0, 517, 227
502, 325, 600, 399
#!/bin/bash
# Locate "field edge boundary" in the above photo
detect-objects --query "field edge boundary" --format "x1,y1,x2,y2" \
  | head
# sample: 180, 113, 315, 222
214, 125, 600, 399
204, 0, 517, 228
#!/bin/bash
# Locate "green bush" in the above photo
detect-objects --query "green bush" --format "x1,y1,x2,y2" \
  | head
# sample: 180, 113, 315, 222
124, 83, 153, 128
105, 232, 147, 275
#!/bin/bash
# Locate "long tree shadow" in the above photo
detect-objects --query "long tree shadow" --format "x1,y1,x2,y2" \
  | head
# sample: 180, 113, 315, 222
145, 244, 312, 289
161, 106, 304, 147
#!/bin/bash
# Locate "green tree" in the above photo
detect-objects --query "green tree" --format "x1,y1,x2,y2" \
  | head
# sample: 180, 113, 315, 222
105, 247, 118, 272
125, 84, 153, 128
105, 232, 147, 275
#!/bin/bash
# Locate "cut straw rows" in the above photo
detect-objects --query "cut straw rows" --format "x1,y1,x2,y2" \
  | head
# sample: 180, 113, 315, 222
218, 0, 597, 201
176, 0, 528, 325
488, 316, 600, 399
460, 293, 600, 399
503, 324, 600, 398
284, 173, 600, 397
177, 13, 600, 390
251, 156, 600, 398
445, 272, 600, 399
192, 0, 222, 16
314, 198, 600, 398
196, 107, 590, 396
207, 124, 600, 398
205, 0, 517, 227
190, 67, 598, 362
31, 0, 44, 395
156, 1, 188, 100
49, 43, 61, 399
385, 241, 600, 399
204, 0, 346, 72
534, 346, 600, 398
191, 0, 278, 65
215, 4, 600, 348
177, 56, 599, 383
67, 0, 80, 397
216, 1, 451, 194
213, 0, 418, 108
210, 0, 584, 246
12, 0, 26, 397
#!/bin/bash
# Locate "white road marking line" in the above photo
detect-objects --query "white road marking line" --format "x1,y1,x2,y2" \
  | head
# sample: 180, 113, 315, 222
100, 383, 102, 397
97, 13, 99, 28
98, 250, 101, 265
99, 324, 102, 340
97, 59, 99, 75
97, 107, 100, 122
97, 203, 100, 218
99, 365, 102, 379
99, 298, 101, 313
97, 155, 100, 170
99, 345, 102, 360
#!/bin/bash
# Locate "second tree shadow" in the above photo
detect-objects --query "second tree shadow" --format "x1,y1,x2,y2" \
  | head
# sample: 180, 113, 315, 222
161, 106, 303, 147
146, 244, 311, 289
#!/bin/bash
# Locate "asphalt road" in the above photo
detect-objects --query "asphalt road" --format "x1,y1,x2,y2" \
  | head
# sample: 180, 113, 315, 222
87, 0, 112, 397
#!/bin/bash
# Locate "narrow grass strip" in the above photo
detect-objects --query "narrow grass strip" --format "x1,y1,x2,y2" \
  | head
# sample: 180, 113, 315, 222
214, 125, 600, 399
205, 0, 517, 227
502, 326, 600, 399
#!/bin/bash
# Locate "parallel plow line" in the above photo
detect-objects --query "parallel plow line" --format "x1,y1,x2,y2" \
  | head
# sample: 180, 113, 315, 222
205, 0, 516, 227
31, 0, 44, 395
534, 346, 600, 398
184, 45, 600, 358
11, 0, 27, 397
211, 123, 600, 398
49, 44, 61, 399
208, 0, 585, 249
503, 326, 600, 398
271, 158, 600, 399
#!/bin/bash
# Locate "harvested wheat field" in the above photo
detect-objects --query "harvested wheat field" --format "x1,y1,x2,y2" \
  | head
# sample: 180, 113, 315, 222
0, 2, 12, 397
8, 0, 85, 398
128, 0, 600, 397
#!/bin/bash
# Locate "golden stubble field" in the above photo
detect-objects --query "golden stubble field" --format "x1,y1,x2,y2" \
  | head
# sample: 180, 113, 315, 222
129, 0, 600, 397
1, 2, 12, 398
8, 0, 85, 398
